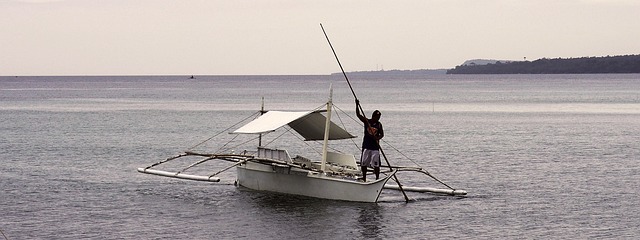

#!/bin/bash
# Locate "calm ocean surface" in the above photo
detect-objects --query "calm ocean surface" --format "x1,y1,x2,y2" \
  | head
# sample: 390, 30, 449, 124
1, 74, 639, 239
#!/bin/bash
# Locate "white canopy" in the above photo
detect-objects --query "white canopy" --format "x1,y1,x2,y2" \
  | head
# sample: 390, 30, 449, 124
233, 110, 356, 141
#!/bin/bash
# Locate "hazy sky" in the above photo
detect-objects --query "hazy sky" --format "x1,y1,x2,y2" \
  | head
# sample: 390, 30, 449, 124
1, 0, 639, 75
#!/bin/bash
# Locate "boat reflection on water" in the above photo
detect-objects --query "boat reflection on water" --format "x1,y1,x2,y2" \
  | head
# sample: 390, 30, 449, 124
357, 204, 383, 239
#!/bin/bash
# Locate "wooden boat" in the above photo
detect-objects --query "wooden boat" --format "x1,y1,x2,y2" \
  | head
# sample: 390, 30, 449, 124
138, 86, 466, 202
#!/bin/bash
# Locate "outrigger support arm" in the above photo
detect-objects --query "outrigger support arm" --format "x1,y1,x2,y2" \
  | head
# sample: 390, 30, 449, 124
380, 148, 410, 202
209, 159, 249, 178
137, 151, 255, 183
143, 153, 188, 170
177, 156, 217, 174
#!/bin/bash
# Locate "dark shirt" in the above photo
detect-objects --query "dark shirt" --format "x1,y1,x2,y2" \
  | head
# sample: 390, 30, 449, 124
362, 120, 383, 150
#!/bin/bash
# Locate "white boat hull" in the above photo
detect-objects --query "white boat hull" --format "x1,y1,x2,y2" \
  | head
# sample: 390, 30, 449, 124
236, 161, 393, 202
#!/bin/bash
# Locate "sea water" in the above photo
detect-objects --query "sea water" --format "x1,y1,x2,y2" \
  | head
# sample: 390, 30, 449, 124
1, 74, 639, 239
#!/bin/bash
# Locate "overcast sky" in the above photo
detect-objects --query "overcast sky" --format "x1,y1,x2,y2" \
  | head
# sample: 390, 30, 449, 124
1, 0, 639, 75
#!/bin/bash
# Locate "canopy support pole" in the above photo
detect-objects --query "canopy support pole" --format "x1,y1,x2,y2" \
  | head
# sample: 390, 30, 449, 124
321, 85, 333, 173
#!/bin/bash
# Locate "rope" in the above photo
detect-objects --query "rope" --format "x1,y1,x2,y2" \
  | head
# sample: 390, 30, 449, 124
333, 104, 362, 151
0, 228, 7, 240
187, 111, 261, 151
216, 135, 261, 153
214, 133, 241, 153
287, 127, 323, 155
380, 139, 425, 172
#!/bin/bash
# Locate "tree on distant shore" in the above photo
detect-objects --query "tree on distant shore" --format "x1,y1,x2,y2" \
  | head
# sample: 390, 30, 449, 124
447, 55, 640, 74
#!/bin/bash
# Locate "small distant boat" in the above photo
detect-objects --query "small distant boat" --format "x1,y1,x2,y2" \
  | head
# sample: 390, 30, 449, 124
189, 75, 196, 79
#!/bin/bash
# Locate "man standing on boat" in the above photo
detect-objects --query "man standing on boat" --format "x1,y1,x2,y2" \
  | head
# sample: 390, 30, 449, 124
355, 99, 384, 181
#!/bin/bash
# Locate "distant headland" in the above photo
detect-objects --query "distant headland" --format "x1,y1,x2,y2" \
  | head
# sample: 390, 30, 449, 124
448, 54, 640, 74
335, 54, 640, 75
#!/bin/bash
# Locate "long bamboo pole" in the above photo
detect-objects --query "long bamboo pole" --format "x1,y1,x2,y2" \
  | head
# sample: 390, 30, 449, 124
320, 23, 409, 202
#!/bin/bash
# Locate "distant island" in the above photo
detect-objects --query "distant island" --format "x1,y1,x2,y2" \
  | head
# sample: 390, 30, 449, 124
334, 55, 640, 76
447, 54, 640, 74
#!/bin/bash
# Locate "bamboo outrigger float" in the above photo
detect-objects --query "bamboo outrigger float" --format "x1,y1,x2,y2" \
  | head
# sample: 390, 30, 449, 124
137, 24, 467, 202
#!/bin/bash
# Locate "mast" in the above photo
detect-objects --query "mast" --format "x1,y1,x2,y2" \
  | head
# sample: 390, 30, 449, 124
258, 97, 265, 147
320, 85, 333, 173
